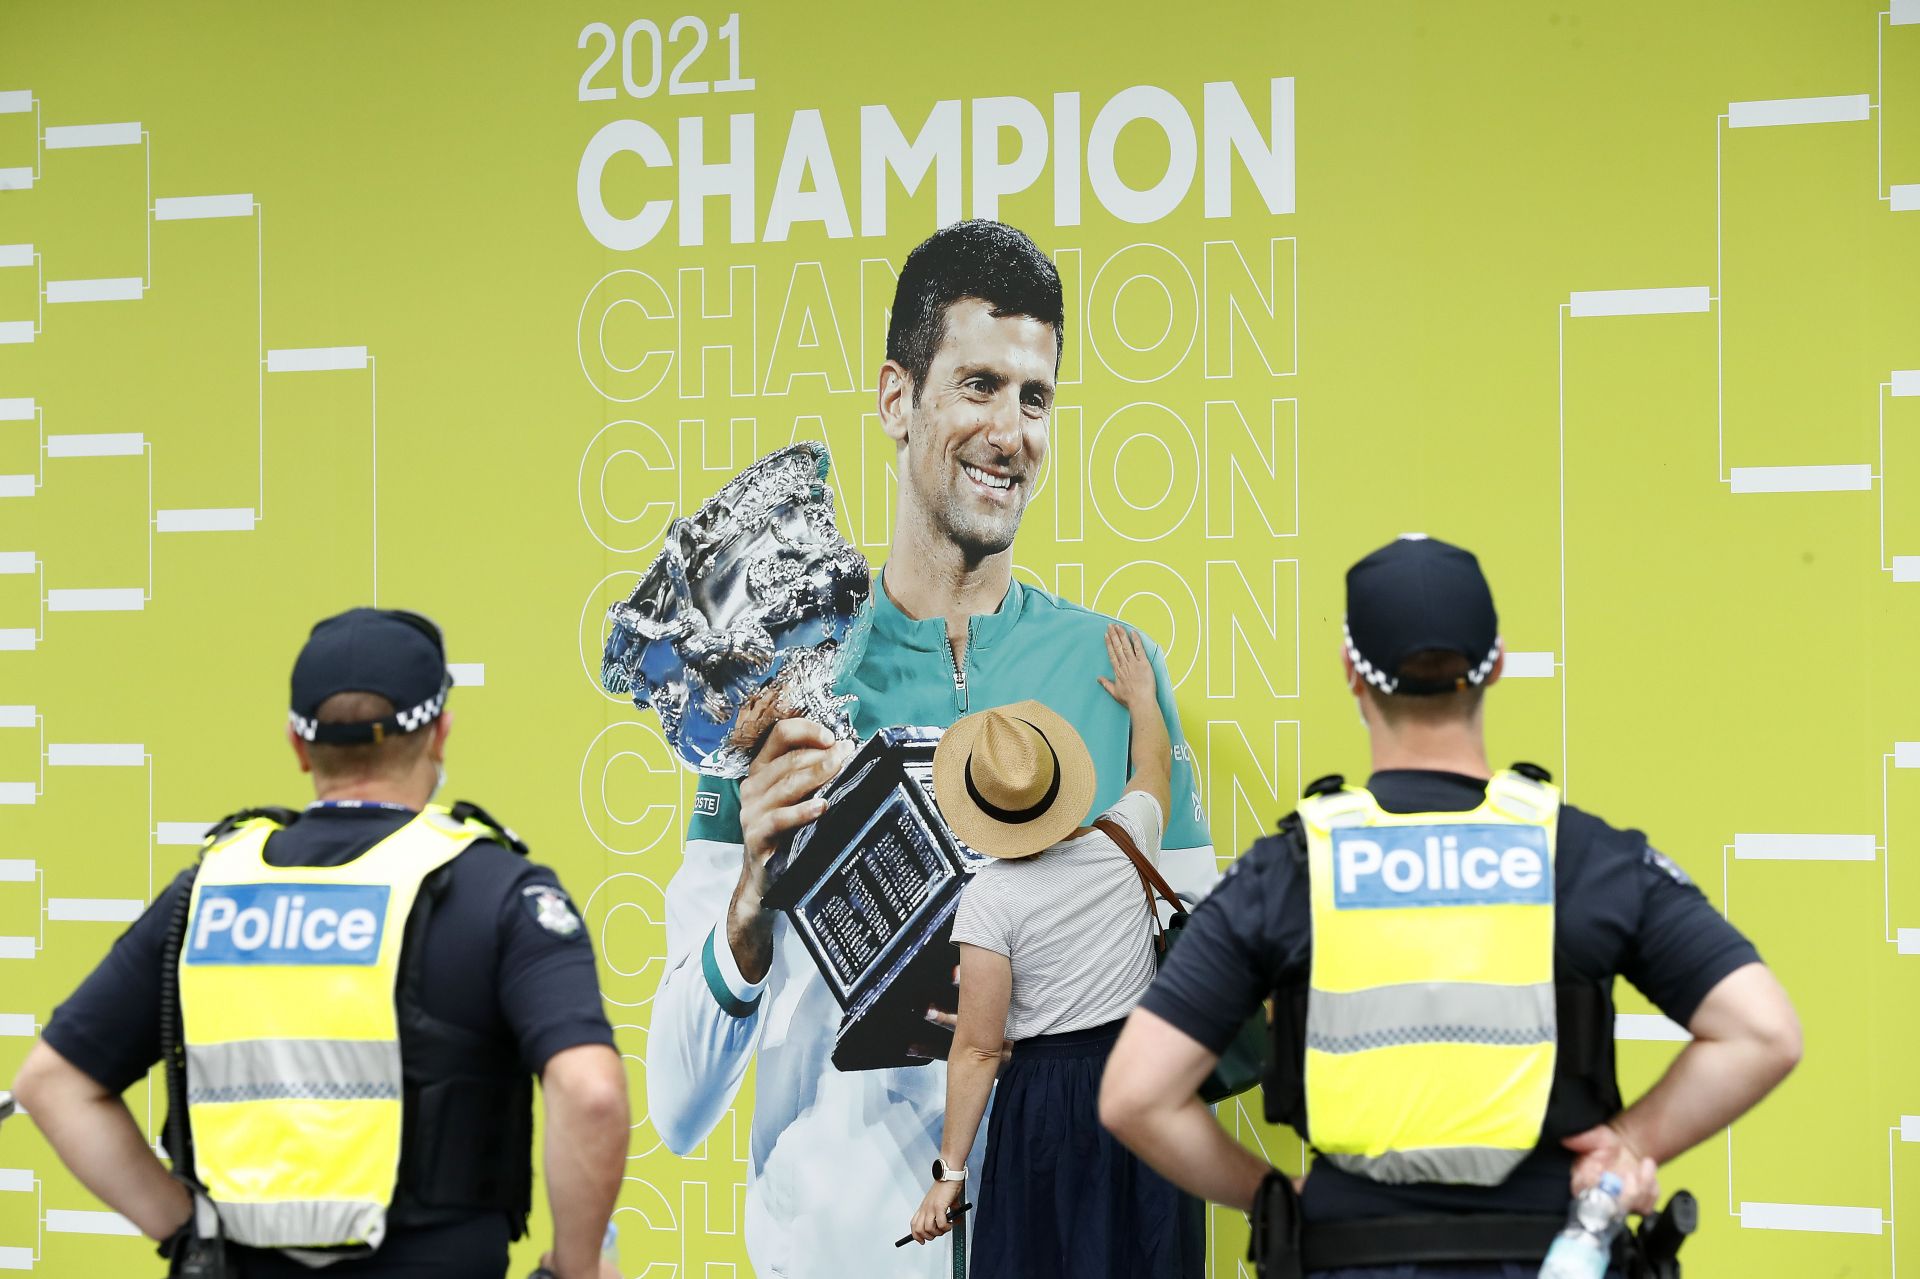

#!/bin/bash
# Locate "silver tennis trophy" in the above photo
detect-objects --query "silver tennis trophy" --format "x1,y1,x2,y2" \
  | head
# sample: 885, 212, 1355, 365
600, 442, 871, 778
602, 443, 984, 1072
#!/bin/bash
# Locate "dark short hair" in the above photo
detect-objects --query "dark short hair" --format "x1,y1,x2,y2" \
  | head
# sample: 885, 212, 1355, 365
306, 691, 433, 780
1369, 650, 1486, 725
886, 220, 1064, 400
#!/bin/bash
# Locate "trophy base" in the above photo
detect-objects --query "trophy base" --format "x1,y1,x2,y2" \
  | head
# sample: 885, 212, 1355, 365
763, 726, 988, 1074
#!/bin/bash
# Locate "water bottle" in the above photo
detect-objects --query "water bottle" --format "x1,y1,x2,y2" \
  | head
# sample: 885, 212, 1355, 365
1538, 1172, 1626, 1279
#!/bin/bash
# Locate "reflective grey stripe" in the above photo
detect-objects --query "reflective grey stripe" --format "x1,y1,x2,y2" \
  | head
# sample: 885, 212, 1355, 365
215, 1198, 388, 1250
1305, 981, 1555, 1054
1323, 1145, 1529, 1186
186, 1039, 400, 1106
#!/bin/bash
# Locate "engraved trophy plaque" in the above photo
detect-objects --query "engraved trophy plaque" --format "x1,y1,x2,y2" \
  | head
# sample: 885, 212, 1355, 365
761, 726, 991, 1072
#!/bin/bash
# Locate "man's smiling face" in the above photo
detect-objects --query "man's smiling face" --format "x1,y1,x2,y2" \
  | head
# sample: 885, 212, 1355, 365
894, 297, 1056, 562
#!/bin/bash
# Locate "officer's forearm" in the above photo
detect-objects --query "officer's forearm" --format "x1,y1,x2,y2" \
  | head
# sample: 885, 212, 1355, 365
1108, 1091, 1269, 1211
541, 1044, 629, 1279
1613, 965, 1802, 1165
12, 1042, 191, 1240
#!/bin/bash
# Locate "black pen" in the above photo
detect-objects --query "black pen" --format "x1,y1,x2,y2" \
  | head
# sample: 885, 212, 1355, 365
895, 1201, 973, 1247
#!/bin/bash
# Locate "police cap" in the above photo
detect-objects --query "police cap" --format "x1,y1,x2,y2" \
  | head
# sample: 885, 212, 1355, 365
289, 607, 452, 744
1343, 534, 1500, 696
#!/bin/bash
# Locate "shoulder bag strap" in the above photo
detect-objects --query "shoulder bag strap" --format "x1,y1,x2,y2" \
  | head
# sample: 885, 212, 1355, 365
1093, 813, 1183, 930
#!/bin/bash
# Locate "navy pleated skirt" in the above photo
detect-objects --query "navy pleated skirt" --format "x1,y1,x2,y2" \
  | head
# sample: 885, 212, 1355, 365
972, 1020, 1202, 1279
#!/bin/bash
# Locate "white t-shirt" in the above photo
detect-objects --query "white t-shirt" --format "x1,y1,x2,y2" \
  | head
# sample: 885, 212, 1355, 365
950, 790, 1166, 1041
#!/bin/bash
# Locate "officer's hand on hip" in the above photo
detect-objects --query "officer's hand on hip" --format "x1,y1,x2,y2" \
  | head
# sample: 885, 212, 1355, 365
1562, 1123, 1659, 1214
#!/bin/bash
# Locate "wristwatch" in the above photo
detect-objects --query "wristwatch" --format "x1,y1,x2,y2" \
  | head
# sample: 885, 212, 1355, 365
932, 1158, 967, 1184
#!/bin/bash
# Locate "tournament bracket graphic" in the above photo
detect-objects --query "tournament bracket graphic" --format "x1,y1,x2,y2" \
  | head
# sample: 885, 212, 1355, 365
0, 2, 1915, 1277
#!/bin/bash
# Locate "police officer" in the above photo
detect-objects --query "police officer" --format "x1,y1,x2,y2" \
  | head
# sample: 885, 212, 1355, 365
1100, 536, 1803, 1276
11, 608, 627, 1279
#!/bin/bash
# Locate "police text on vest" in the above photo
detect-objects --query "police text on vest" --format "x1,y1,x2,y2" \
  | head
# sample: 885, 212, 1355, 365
187, 883, 393, 966
1332, 824, 1552, 909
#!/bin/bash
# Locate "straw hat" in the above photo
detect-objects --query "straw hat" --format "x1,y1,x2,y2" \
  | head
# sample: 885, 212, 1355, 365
932, 701, 1097, 859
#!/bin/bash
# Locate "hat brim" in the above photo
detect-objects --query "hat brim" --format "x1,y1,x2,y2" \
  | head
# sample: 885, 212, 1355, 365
932, 700, 1099, 859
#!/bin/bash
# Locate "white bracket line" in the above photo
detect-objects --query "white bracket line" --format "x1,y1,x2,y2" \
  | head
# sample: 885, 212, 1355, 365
1881, 748, 1920, 952
1880, 8, 1920, 207
266, 348, 380, 599
1557, 304, 1569, 793
0, 1159, 46, 1265
0, 856, 47, 959
0, 91, 45, 190
0, 399, 45, 499
1885, 378, 1920, 577
0, 554, 45, 652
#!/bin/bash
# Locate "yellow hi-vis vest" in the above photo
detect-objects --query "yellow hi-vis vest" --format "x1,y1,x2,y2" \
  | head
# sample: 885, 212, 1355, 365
178, 805, 491, 1250
1300, 769, 1560, 1186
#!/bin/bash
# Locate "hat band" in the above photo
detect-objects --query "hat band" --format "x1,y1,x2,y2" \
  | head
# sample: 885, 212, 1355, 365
963, 725, 1063, 825
290, 676, 452, 745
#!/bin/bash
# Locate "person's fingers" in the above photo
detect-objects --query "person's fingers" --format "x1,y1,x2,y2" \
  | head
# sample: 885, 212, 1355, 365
742, 794, 828, 861
1097, 676, 1117, 697
766, 796, 829, 836
1560, 1125, 1610, 1154
748, 743, 846, 813
1635, 1157, 1660, 1214
756, 716, 836, 762
924, 1006, 958, 1030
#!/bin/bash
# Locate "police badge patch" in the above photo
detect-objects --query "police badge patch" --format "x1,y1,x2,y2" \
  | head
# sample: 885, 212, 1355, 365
1643, 845, 1693, 886
522, 884, 584, 939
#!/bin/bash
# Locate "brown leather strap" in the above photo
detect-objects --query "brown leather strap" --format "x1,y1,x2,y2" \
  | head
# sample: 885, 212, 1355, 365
1094, 815, 1182, 915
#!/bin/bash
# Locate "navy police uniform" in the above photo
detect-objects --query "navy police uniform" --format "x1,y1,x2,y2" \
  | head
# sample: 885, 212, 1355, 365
44, 805, 614, 1277
1140, 768, 1757, 1224
1139, 538, 1762, 1277
41, 609, 614, 1277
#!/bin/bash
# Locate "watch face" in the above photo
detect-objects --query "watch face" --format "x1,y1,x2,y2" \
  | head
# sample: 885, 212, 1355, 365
931, 1159, 943, 1182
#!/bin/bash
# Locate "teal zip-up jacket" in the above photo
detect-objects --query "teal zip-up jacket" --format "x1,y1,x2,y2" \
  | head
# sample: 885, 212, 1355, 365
646, 567, 1213, 1279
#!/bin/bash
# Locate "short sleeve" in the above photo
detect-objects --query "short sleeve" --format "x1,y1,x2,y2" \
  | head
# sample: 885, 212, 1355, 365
494, 859, 617, 1073
952, 868, 1014, 957
1137, 831, 1306, 1055
41, 870, 190, 1094
1101, 790, 1166, 864
1619, 844, 1762, 1027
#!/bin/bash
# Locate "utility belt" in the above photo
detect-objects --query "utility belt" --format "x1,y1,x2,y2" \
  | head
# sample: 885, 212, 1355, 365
1249, 1173, 1697, 1279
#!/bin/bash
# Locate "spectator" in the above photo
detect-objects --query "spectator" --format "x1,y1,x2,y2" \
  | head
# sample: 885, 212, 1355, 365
907, 625, 1194, 1278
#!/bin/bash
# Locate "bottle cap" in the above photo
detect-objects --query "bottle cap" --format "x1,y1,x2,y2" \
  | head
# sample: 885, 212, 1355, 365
1598, 1172, 1624, 1197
